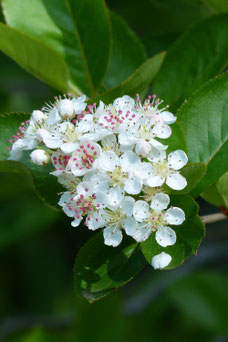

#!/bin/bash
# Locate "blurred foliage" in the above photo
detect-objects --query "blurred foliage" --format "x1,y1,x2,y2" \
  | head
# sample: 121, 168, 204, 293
0, 0, 228, 341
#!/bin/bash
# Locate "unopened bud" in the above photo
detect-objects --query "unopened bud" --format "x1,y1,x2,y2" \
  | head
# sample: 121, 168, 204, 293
30, 149, 50, 165
57, 99, 74, 119
32, 110, 47, 123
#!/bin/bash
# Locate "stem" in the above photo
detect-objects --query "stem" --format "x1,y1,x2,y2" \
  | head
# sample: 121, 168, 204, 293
200, 213, 227, 224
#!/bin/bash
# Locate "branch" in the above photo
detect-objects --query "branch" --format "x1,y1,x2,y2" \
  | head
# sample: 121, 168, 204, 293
200, 213, 227, 224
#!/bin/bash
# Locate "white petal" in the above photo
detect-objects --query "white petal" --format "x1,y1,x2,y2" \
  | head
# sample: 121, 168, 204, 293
62, 204, 76, 218
94, 191, 108, 208
168, 150, 188, 170
113, 95, 135, 112
77, 181, 94, 197
103, 226, 123, 247
151, 252, 172, 269
108, 186, 124, 206
94, 100, 105, 118
8, 139, 25, 161
135, 162, 153, 180
135, 139, 151, 157
101, 134, 116, 147
120, 151, 140, 172
120, 196, 135, 216
84, 172, 109, 192
46, 108, 61, 126
58, 192, 71, 207
60, 142, 77, 153
155, 226, 176, 247
151, 193, 170, 211
132, 222, 151, 242
77, 114, 94, 132
124, 177, 142, 195
133, 201, 150, 222
165, 207, 185, 225
160, 111, 176, 124
119, 132, 137, 146
122, 217, 138, 236
97, 151, 119, 172
71, 215, 83, 227
72, 95, 87, 114
152, 124, 171, 139
38, 129, 62, 149
86, 211, 105, 231
148, 149, 166, 163
166, 172, 187, 190
147, 175, 165, 187
150, 139, 168, 150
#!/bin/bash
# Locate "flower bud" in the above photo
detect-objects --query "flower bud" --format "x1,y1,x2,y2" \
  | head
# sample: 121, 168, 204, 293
32, 110, 47, 123
151, 252, 172, 270
30, 149, 50, 165
57, 99, 75, 119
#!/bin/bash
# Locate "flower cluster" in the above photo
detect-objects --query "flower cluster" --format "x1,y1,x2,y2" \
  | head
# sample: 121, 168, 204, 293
8, 94, 188, 269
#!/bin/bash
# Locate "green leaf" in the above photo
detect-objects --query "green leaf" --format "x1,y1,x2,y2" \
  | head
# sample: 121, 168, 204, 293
216, 171, 228, 208
141, 195, 205, 269
163, 122, 187, 154
94, 51, 166, 104
153, 14, 228, 110
0, 113, 62, 209
175, 162, 207, 196
0, 23, 70, 93
168, 271, 228, 335
201, 171, 228, 208
201, 0, 228, 13
74, 232, 146, 303
104, 11, 146, 89
2, 0, 111, 96
0, 171, 57, 250
177, 72, 228, 197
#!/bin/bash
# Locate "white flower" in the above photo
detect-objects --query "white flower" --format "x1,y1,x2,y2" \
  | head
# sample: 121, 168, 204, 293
91, 151, 143, 206
66, 140, 101, 176
113, 95, 135, 113
38, 115, 94, 152
30, 149, 50, 165
32, 110, 47, 123
51, 150, 71, 176
133, 193, 185, 246
102, 196, 137, 247
57, 95, 86, 119
58, 181, 107, 228
134, 94, 176, 126
151, 252, 172, 269
147, 150, 188, 190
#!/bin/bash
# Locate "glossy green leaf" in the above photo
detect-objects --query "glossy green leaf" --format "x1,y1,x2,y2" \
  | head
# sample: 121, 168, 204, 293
74, 232, 146, 302
0, 113, 62, 209
201, 171, 228, 208
0, 23, 70, 93
95, 51, 166, 104
177, 72, 228, 197
176, 162, 207, 196
201, 0, 228, 13
153, 14, 228, 110
2, 0, 111, 96
163, 122, 187, 154
104, 11, 146, 89
141, 195, 205, 269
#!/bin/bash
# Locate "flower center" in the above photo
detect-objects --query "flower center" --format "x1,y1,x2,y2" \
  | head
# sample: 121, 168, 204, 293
105, 208, 125, 228
153, 161, 169, 178
108, 166, 127, 187
146, 210, 167, 231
